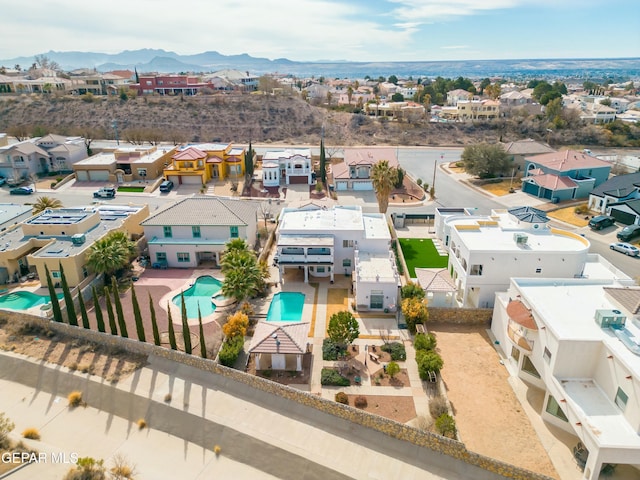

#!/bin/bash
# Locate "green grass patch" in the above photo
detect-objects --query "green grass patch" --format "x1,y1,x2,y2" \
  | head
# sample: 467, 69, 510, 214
117, 186, 145, 193
399, 238, 448, 277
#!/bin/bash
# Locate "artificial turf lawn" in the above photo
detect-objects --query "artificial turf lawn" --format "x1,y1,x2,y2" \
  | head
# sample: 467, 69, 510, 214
117, 186, 145, 193
398, 238, 448, 277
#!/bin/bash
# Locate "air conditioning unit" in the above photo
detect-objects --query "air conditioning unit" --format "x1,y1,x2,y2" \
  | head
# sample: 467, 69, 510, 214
71, 233, 86, 245
594, 309, 626, 328
513, 233, 528, 245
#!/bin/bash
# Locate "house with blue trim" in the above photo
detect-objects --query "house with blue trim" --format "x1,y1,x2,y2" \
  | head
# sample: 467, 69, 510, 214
522, 150, 611, 202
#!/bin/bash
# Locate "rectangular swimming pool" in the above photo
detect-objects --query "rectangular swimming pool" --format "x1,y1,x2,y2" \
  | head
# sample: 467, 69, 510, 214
266, 292, 305, 322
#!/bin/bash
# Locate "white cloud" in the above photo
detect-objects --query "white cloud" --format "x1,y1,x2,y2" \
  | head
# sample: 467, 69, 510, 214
441, 45, 469, 50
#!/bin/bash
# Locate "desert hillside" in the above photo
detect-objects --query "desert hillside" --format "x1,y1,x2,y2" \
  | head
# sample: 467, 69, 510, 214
0, 93, 618, 147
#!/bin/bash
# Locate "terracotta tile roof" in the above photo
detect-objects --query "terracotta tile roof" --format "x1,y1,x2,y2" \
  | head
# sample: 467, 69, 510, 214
172, 146, 206, 160
343, 148, 398, 167
248, 322, 310, 354
526, 149, 610, 172
502, 139, 555, 156
527, 173, 577, 190
603, 287, 640, 314
506, 300, 538, 330
414, 268, 456, 293
205, 155, 223, 164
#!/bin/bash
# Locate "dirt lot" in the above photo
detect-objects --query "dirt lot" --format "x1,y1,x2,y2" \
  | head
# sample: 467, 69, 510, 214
430, 323, 558, 479
345, 395, 416, 424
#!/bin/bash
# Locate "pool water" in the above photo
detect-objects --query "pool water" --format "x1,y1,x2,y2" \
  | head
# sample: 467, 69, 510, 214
0, 291, 63, 310
266, 292, 305, 322
172, 276, 223, 318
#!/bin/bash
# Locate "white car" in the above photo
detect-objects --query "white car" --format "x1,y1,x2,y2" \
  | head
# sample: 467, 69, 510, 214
609, 242, 640, 257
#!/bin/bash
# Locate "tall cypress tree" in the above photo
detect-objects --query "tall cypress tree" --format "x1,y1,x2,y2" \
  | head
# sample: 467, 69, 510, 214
111, 277, 128, 338
59, 263, 77, 326
45, 265, 63, 323
78, 291, 90, 329
149, 293, 160, 346
319, 136, 327, 186
245, 140, 254, 178
92, 286, 105, 333
131, 284, 146, 342
167, 302, 177, 350
198, 306, 207, 359
104, 287, 118, 336
180, 292, 192, 354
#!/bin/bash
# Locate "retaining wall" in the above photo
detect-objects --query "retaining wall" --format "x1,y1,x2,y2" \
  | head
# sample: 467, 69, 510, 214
428, 307, 493, 325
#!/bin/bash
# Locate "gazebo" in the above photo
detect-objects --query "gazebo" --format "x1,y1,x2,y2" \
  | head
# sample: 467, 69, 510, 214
248, 322, 310, 371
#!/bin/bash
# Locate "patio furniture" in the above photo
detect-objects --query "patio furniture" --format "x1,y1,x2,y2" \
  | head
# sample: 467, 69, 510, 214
354, 376, 361, 385
368, 352, 379, 363
428, 371, 437, 383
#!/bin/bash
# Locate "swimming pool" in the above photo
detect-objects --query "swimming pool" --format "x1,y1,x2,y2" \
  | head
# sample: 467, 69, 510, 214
266, 292, 305, 322
172, 276, 223, 318
0, 291, 63, 310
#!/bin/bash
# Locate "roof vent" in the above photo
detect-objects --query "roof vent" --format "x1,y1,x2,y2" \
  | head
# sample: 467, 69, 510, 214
514, 233, 528, 245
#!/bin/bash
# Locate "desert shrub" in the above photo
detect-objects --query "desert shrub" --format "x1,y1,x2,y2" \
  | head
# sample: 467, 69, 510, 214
0, 412, 15, 449
67, 391, 83, 407
435, 413, 457, 438
414, 333, 437, 352
354, 395, 368, 408
429, 396, 449, 419
417, 350, 444, 379
22, 427, 40, 440
322, 338, 347, 361
380, 342, 406, 361
218, 335, 244, 367
214, 445, 222, 455
164, 393, 172, 403
63, 457, 105, 480
386, 361, 400, 378
320, 368, 350, 386
137, 418, 147, 430
222, 311, 249, 338
334, 392, 349, 405
415, 415, 433, 432
574, 204, 590, 215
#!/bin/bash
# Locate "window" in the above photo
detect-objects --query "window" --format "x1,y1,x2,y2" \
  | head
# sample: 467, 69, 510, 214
470, 264, 483, 276
543, 347, 552, 364
177, 252, 190, 263
510, 346, 520, 362
52, 270, 61, 279
82, 266, 88, 278
535, 268, 542, 274
137, 168, 147, 177
545, 395, 568, 422
521, 356, 540, 378
615, 387, 628, 411
370, 291, 384, 309
230, 226, 239, 238
316, 266, 325, 273
156, 252, 167, 262
163, 226, 172, 238
343, 259, 352, 267
343, 240, 354, 248
192, 226, 201, 238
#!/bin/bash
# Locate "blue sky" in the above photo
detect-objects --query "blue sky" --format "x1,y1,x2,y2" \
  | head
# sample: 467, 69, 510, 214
1, 0, 638, 62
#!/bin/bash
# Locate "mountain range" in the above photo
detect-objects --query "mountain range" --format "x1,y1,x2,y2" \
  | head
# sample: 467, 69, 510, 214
2, 49, 640, 80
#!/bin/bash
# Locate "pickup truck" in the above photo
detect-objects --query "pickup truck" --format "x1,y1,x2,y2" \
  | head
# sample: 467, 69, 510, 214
93, 187, 116, 198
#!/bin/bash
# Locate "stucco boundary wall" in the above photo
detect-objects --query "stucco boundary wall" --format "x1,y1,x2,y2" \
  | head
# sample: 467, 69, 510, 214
3, 313, 549, 480
51, 172, 76, 190
428, 307, 493, 325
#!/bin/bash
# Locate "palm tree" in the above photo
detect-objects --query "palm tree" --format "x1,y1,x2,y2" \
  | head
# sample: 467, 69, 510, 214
32, 196, 62, 215
220, 244, 266, 304
87, 232, 131, 285
371, 160, 398, 214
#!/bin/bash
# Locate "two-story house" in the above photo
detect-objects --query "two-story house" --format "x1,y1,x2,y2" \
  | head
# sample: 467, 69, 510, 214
492, 277, 640, 480
262, 149, 314, 186
36, 134, 87, 171
140, 196, 260, 268
332, 148, 399, 191
275, 205, 401, 312
522, 150, 612, 201
457, 99, 500, 121
130, 74, 207, 96
588, 172, 640, 218
163, 143, 245, 185
0, 141, 50, 180
501, 139, 555, 172
446, 89, 472, 106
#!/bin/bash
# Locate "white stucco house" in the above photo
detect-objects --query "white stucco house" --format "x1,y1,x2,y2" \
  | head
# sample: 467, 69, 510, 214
435, 206, 600, 308
140, 195, 260, 268
275, 205, 401, 312
492, 276, 640, 480
261, 149, 314, 187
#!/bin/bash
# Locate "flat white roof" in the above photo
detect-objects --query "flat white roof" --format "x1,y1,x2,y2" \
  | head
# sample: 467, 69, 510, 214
263, 149, 311, 160
362, 214, 391, 240
279, 206, 364, 232
74, 152, 116, 166
355, 252, 399, 284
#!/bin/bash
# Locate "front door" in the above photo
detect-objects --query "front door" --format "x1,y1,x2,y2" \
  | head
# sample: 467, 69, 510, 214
272, 354, 285, 370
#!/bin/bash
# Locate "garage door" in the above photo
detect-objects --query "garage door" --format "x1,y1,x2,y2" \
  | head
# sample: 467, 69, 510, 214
610, 208, 637, 225
75, 170, 89, 181
88, 170, 109, 181
336, 181, 348, 191
353, 181, 373, 191
288, 175, 308, 184
167, 175, 180, 185
182, 175, 203, 185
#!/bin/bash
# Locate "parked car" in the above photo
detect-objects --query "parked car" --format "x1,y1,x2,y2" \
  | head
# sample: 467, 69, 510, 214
9, 186, 33, 195
588, 215, 616, 230
0, 177, 5, 186
93, 187, 116, 198
159, 180, 174, 192
609, 242, 640, 257
617, 225, 640, 242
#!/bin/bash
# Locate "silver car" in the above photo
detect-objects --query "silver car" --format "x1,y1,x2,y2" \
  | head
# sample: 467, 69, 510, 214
609, 242, 640, 257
